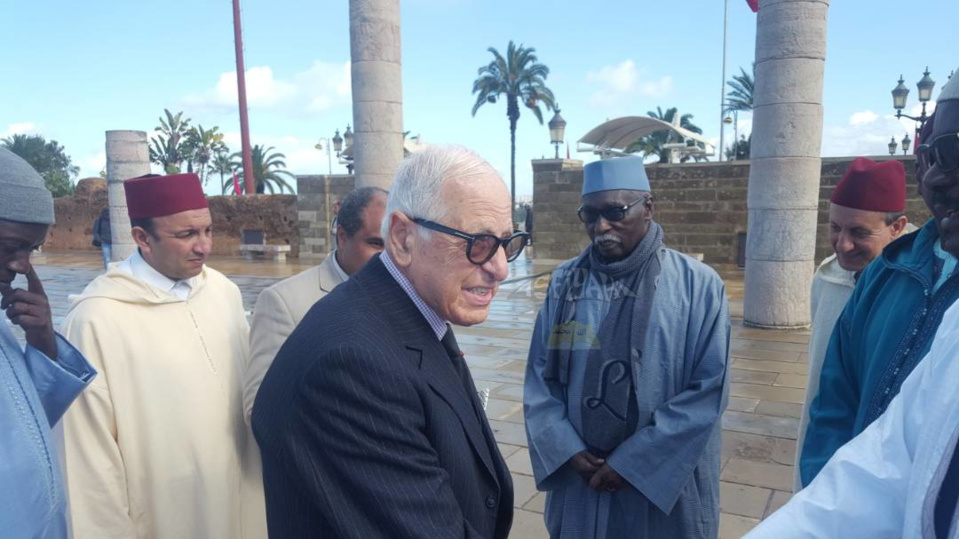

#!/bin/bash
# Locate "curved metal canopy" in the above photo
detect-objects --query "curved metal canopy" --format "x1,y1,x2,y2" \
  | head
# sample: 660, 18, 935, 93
577, 116, 714, 156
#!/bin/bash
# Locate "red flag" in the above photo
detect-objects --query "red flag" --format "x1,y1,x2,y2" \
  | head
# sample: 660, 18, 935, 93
232, 171, 241, 195
746, 0, 759, 12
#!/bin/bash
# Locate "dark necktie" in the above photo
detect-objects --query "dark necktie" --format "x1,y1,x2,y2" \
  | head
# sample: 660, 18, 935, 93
440, 326, 483, 420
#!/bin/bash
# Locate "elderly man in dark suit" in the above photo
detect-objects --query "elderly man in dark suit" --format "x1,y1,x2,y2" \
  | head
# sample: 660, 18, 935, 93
252, 145, 528, 538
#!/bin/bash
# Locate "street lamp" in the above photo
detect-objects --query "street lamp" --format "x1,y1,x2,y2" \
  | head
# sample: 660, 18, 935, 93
548, 105, 566, 159
314, 138, 332, 175
888, 137, 898, 156
901, 133, 911, 155
723, 112, 739, 160
332, 129, 343, 153
343, 124, 353, 149
892, 68, 936, 132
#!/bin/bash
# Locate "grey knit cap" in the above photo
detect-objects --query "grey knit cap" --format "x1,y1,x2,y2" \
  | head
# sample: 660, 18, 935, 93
0, 147, 55, 225
939, 67, 959, 102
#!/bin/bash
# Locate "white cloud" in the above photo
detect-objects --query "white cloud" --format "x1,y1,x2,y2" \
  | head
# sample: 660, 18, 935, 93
850, 110, 879, 126
586, 60, 673, 107
183, 61, 352, 114
1, 122, 38, 138
587, 60, 640, 94
821, 110, 922, 158
77, 151, 106, 178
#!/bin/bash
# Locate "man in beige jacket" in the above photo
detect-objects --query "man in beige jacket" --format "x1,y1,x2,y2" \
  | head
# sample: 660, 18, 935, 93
244, 186, 387, 421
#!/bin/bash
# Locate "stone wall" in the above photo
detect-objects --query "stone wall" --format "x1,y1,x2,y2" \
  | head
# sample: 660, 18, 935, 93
532, 156, 928, 269
296, 175, 356, 259
45, 183, 299, 257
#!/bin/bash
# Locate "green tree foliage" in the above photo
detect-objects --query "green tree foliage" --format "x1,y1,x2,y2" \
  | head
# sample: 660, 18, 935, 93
210, 150, 234, 190
724, 66, 754, 114
149, 109, 192, 174
626, 107, 704, 164
471, 40, 556, 210
2, 134, 79, 197
724, 135, 752, 161
183, 125, 227, 185
227, 145, 295, 195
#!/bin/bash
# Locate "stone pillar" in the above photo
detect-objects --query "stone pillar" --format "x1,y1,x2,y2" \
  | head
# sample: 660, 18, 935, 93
104, 130, 151, 261
530, 159, 588, 261
349, 0, 403, 190
744, 0, 829, 328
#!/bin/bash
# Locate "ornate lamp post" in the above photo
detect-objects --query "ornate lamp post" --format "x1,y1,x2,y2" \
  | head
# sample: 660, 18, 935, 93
901, 133, 911, 155
888, 137, 898, 156
892, 68, 936, 133
548, 105, 566, 159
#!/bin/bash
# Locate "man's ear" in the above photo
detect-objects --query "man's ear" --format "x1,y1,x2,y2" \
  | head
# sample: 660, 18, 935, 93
891, 215, 909, 237
336, 226, 348, 248
131, 227, 152, 254
387, 212, 416, 267
645, 196, 655, 221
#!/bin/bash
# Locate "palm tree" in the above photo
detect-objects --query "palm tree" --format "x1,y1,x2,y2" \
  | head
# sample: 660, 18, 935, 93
149, 109, 192, 174
183, 125, 227, 185
471, 41, 556, 212
626, 107, 703, 164
227, 145, 295, 194
211, 150, 234, 192
724, 66, 754, 114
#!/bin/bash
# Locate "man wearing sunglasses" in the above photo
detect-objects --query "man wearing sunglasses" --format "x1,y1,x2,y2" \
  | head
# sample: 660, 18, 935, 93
800, 76, 959, 490
749, 69, 959, 538
524, 156, 730, 538
253, 145, 518, 538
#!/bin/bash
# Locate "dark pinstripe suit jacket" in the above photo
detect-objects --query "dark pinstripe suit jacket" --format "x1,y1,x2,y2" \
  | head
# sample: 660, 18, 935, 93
252, 256, 514, 538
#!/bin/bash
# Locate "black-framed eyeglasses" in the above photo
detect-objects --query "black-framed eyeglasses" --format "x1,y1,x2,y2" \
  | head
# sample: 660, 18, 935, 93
918, 132, 959, 175
577, 194, 650, 224
411, 218, 530, 264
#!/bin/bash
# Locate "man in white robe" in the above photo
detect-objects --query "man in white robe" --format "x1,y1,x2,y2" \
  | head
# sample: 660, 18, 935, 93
524, 157, 730, 538
61, 173, 265, 538
794, 157, 911, 491
752, 64, 959, 539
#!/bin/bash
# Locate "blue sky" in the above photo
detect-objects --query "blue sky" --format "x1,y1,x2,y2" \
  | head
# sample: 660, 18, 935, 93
2, 0, 957, 197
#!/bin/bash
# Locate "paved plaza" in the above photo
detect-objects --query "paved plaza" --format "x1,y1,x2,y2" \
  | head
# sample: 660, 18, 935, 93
12, 250, 811, 538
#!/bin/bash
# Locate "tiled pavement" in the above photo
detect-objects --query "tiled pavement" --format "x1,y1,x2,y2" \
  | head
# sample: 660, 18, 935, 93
13, 250, 812, 538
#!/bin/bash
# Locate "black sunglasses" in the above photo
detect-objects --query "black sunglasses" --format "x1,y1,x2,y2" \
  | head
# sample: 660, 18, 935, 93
577, 195, 650, 224
411, 218, 530, 265
918, 132, 959, 175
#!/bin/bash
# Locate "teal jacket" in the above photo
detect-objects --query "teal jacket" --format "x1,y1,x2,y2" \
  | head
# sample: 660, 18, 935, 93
800, 219, 959, 486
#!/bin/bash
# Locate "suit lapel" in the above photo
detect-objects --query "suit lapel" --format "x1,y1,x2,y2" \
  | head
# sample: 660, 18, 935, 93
415, 343, 498, 482
317, 252, 346, 293
355, 256, 499, 484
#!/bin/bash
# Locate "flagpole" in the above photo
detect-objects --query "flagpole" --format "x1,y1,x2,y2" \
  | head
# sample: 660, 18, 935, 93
719, 0, 729, 161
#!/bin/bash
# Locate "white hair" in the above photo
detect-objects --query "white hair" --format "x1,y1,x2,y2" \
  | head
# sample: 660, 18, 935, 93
381, 144, 500, 238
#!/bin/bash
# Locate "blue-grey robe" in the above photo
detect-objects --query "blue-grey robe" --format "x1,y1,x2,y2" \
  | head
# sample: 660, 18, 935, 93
0, 321, 95, 538
524, 248, 730, 538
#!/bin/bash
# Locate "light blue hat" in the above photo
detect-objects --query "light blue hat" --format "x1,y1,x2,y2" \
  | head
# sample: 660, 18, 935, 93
582, 156, 651, 196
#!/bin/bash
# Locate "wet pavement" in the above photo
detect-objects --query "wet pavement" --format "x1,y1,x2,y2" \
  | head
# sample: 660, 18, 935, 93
11, 249, 810, 538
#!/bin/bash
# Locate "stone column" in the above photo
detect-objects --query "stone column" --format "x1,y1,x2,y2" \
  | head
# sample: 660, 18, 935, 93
744, 0, 829, 328
349, 0, 403, 190
105, 130, 150, 261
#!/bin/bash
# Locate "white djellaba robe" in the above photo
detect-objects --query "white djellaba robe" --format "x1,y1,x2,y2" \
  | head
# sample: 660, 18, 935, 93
748, 299, 959, 538
794, 253, 856, 492
60, 258, 266, 538
524, 249, 730, 538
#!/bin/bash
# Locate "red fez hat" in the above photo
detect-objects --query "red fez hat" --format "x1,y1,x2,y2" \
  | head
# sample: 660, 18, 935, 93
830, 157, 906, 213
124, 173, 208, 219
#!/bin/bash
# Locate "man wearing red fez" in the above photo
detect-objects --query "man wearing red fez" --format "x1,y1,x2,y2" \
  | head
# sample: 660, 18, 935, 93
793, 157, 913, 491
59, 173, 266, 538
798, 103, 959, 493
